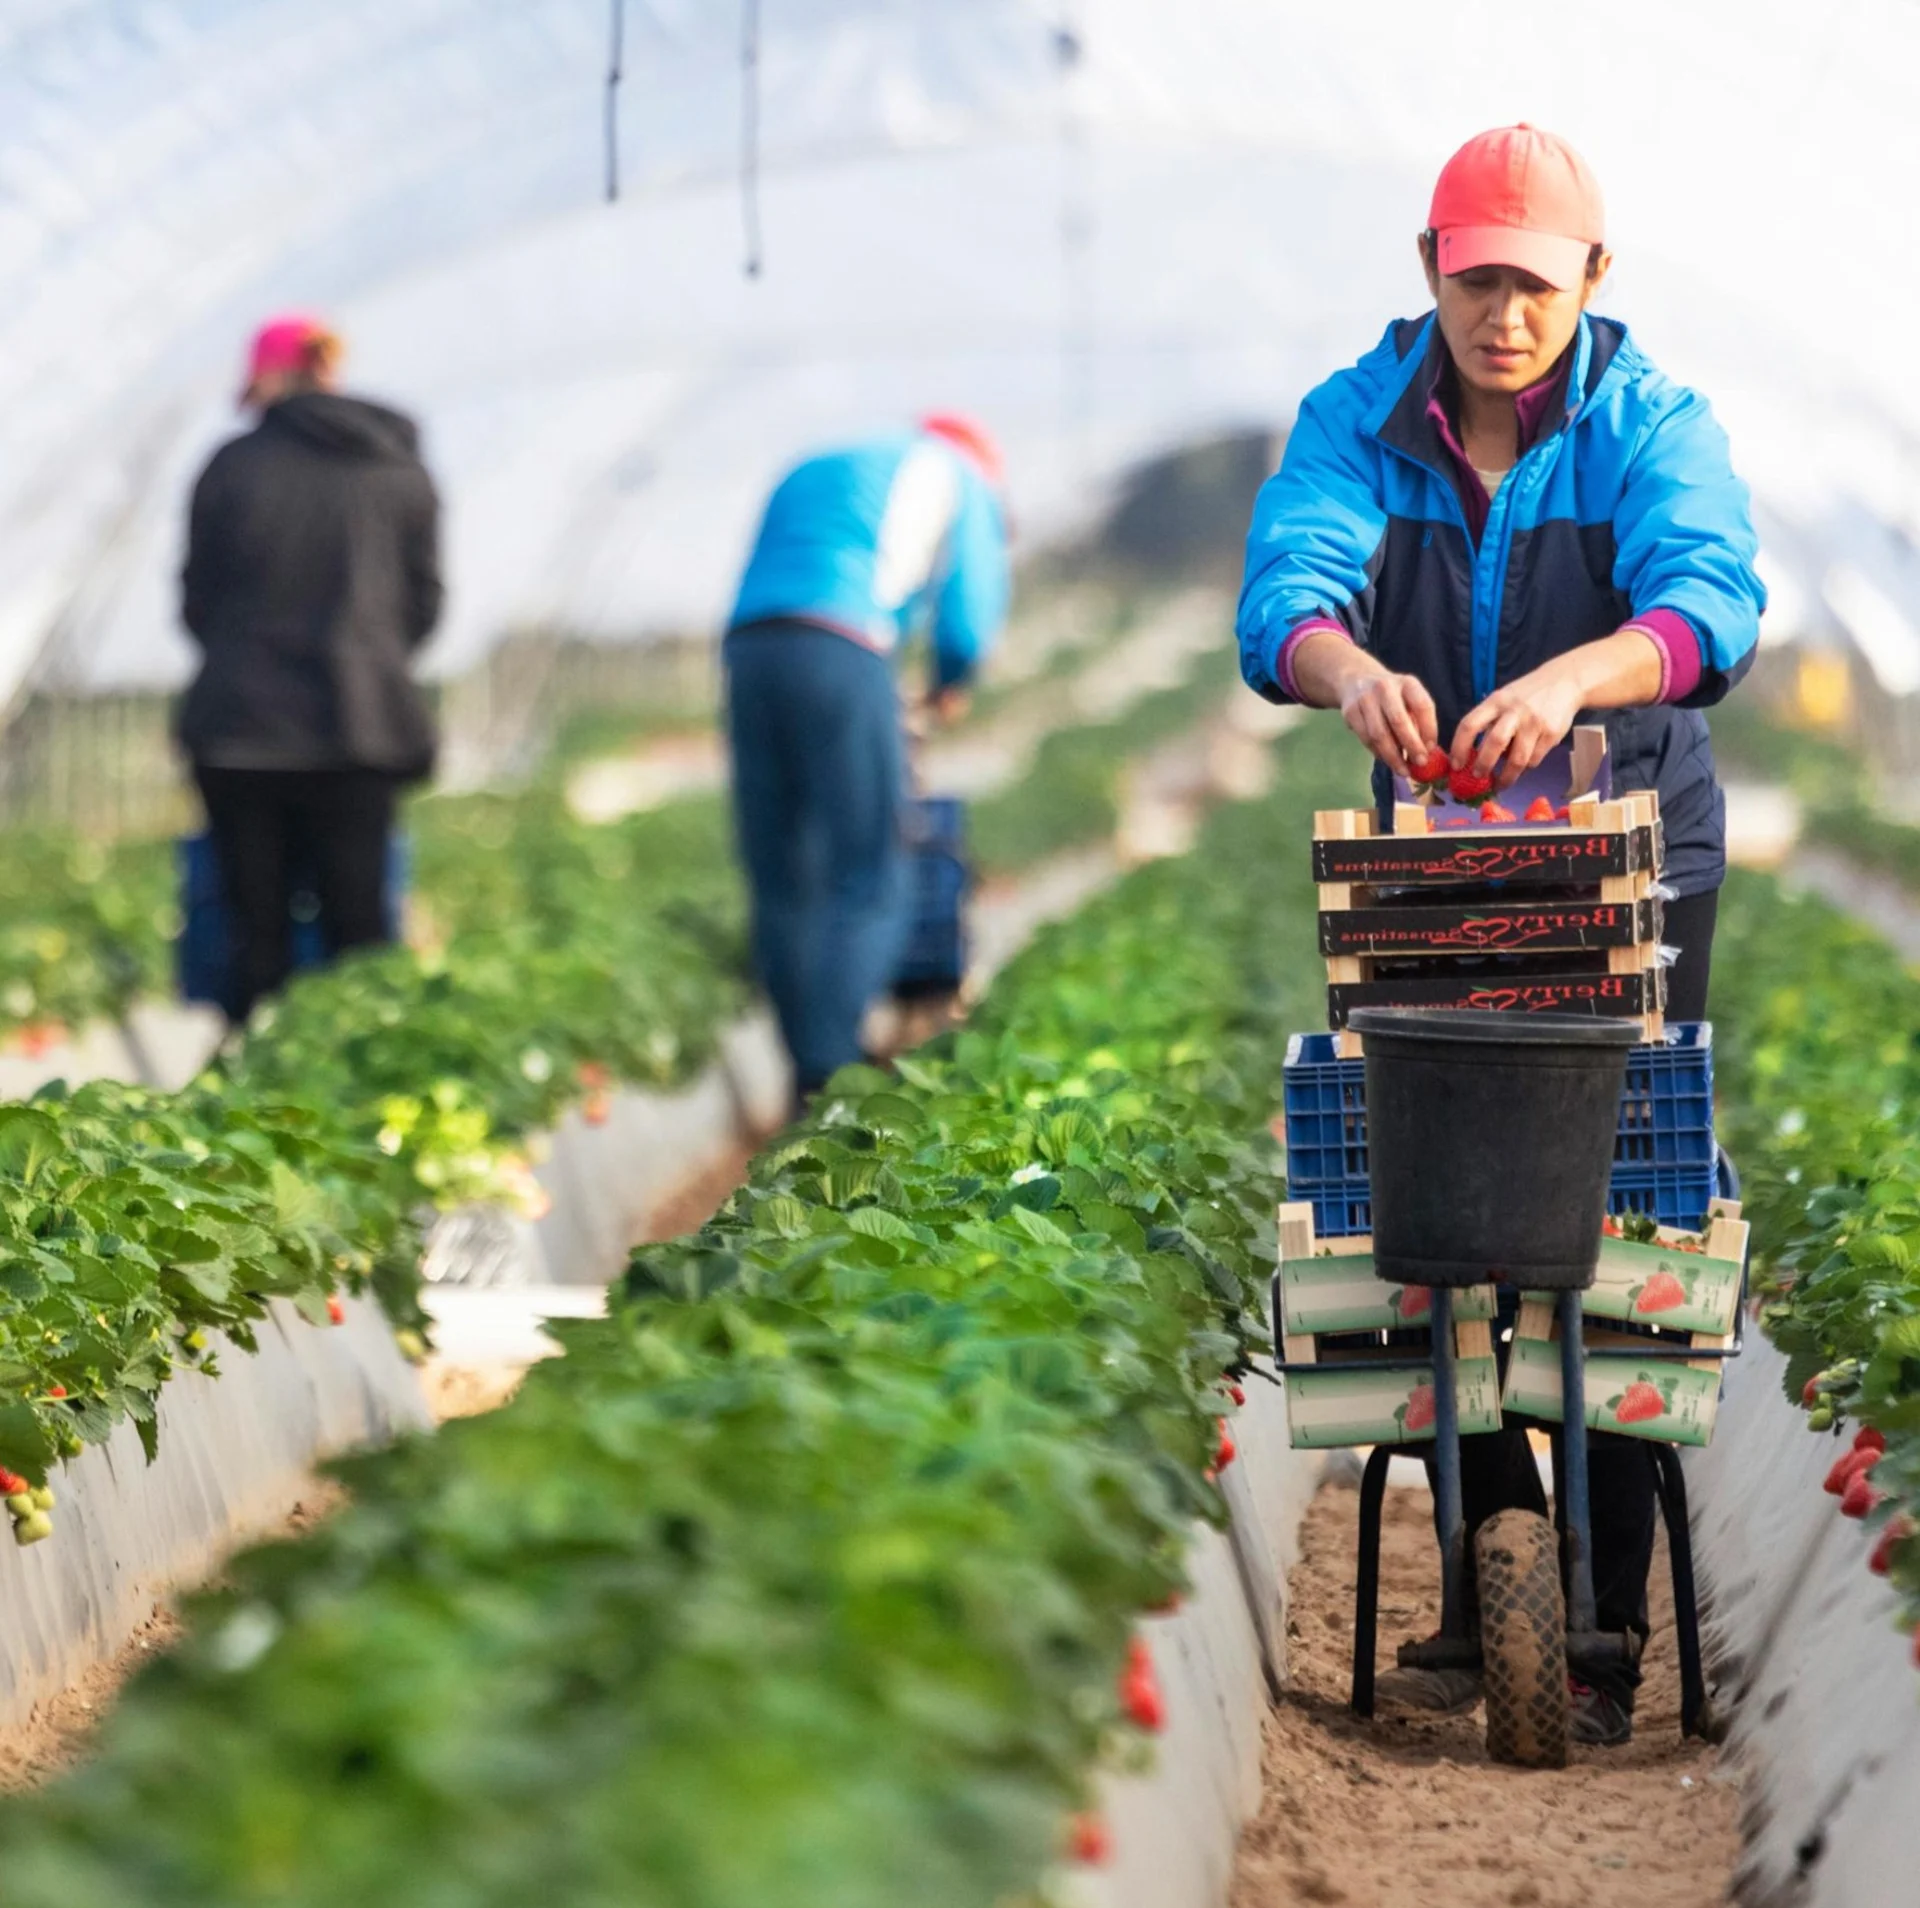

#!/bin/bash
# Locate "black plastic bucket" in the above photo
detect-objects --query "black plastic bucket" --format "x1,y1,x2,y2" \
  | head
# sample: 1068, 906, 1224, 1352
1348, 1008, 1639, 1289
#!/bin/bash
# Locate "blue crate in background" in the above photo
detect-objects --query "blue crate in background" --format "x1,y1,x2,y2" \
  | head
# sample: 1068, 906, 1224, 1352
893, 796, 970, 998
176, 832, 409, 1019
1283, 1022, 1717, 1238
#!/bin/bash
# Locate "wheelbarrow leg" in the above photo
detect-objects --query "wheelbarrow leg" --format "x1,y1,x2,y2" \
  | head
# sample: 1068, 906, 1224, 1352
1557, 1290, 1598, 1636
1431, 1286, 1471, 1640
1651, 1443, 1709, 1739
1350, 1444, 1394, 1719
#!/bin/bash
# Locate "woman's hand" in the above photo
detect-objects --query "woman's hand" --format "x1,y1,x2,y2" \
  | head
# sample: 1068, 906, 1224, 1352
1450, 662, 1586, 790
1339, 670, 1442, 775
1450, 630, 1664, 789
1289, 632, 1440, 774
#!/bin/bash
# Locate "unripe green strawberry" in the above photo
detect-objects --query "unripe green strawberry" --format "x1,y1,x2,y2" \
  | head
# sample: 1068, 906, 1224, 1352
1808, 1406, 1835, 1432
5, 1491, 33, 1519
13, 1511, 52, 1546
30, 1484, 53, 1512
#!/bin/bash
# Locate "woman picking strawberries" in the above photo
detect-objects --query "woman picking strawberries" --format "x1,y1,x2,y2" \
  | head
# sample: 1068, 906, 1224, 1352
1238, 125, 1766, 1744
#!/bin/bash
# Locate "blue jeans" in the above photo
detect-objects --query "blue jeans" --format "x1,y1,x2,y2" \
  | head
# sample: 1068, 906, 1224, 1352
724, 621, 909, 1096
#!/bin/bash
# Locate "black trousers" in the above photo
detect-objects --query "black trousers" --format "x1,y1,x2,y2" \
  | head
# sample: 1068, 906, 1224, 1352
194, 765, 399, 1023
1426, 884, 1720, 1706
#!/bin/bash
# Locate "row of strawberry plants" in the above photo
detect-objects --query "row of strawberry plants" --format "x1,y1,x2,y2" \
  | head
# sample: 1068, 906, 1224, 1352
0, 720, 1338, 1906
1709, 870, 1920, 1638
0, 651, 1251, 1526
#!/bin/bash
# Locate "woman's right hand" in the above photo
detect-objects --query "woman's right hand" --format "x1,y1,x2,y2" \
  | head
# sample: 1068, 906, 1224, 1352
1334, 668, 1441, 777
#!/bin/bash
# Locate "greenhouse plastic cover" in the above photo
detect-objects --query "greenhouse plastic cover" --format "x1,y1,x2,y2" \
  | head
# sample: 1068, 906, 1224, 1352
3, 0, 1920, 704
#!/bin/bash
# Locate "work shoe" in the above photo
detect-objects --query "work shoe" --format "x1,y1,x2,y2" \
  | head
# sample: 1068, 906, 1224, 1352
1568, 1677, 1633, 1746
1373, 1662, 1483, 1713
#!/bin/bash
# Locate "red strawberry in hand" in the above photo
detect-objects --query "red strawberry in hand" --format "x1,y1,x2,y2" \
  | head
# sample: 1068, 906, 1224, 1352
1402, 1384, 1436, 1433
1448, 766, 1494, 803
1411, 747, 1452, 785
1614, 1381, 1665, 1425
1635, 1271, 1687, 1315
1524, 796, 1556, 822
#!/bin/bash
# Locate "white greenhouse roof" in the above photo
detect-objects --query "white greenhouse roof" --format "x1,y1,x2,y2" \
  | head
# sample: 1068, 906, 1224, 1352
4, 0, 1920, 700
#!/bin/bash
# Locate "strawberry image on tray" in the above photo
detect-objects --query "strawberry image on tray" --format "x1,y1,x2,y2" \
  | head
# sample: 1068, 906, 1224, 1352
1395, 1285, 1432, 1321
1400, 1383, 1437, 1434
1610, 1379, 1671, 1425
1632, 1269, 1688, 1315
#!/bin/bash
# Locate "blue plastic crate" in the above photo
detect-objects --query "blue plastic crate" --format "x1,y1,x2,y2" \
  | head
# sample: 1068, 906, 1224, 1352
1283, 1022, 1717, 1239
176, 831, 409, 1018
893, 796, 970, 997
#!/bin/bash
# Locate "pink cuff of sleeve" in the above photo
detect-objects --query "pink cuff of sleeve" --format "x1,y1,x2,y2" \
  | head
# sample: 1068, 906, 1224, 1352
1276, 617, 1351, 701
1626, 609, 1703, 704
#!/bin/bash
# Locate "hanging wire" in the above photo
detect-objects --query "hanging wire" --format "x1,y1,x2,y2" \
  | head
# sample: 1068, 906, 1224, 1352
605, 0, 625, 203
1055, 3, 1094, 478
741, 0, 764, 277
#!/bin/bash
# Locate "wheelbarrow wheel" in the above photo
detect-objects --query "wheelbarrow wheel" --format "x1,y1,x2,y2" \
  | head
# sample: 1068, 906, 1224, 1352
1476, 1509, 1569, 1769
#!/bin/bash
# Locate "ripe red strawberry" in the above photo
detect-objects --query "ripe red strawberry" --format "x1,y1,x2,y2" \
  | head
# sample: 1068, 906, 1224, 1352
1402, 1383, 1436, 1433
1448, 766, 1494, 803
1870, 1517, 1912, 1576
1479, 801, 1517, 824
582, 1088, 613, 1127
1825, 1449, 1876, 1495
46, 1385, 65, 1400
1802, 1376, 1823, 1407
1411, 747, 1452, 785
1214, 1421, 1238, 1471
1842, 1471, 1881, 1519
1068, 1813, 1111, 1865
326, 1294, 347, 1326
1554, 805, 1571, 820
1226, 1380, 1246, 1407
0, 1469, 25, 1497
1524, 796, 1556, 822
577, 1059, 612, 1091
1614, 1381, 1665, 1424
1119, 1638, 1166, 1732
1856, 1428, 1888, 1456
1635, 1271, 1687, 1315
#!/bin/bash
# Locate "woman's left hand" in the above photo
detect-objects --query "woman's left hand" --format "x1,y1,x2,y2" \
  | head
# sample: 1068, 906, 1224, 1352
1450, 661, 1587, 790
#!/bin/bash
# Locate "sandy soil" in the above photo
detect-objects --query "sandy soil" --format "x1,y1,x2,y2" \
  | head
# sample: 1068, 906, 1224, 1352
1230, 1480, 1740, 1908
0, 1483, 343, 1794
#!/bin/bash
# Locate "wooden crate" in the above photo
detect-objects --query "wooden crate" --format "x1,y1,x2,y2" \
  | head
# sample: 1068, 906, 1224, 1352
1500, 1200, 1746, 1447
1312, 791, 1662, 901
1276, 1202, 1503, 1449
1314, 792, 1667, 1043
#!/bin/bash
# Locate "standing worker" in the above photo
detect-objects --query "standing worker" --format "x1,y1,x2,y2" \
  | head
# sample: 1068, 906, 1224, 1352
1238, 126, 1765, 1744
179, 314, 443, 1023
726, 415, 1011, 1110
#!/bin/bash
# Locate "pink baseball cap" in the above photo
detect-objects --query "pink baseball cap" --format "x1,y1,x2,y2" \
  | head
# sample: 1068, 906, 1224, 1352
240, 313, 331, 402
920, 412, 1005, 490
1427, 125, 1605, 293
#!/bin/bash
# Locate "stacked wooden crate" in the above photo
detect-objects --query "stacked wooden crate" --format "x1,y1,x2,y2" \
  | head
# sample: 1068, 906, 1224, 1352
1312, 789, 1667, 1047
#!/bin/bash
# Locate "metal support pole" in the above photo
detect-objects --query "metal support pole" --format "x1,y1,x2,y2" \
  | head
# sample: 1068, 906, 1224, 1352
1558, 1289, 1597, 1635
1430, 1285, 1469, 1639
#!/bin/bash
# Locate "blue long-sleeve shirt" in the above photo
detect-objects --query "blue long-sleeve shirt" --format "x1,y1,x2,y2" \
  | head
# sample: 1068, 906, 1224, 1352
730, 431, 1010, 688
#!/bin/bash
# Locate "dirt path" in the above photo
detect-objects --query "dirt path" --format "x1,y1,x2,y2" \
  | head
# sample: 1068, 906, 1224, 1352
1231, 1479, 1740, 1908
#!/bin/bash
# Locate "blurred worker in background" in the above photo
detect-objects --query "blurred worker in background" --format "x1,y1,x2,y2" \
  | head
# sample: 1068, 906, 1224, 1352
1238, 126, 1765, 1746
178, 315, 443, 1023
725, 414, 1010, 1110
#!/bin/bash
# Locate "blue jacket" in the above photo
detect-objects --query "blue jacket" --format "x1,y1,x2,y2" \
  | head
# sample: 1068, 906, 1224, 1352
1238, 314, 1766, 895
729, 432, 1010, 688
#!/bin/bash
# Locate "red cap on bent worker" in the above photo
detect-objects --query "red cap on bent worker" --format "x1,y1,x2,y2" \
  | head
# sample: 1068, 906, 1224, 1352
920, 412, 1005, 490
1427, 125, 1605, 293
239, 313, 333, 405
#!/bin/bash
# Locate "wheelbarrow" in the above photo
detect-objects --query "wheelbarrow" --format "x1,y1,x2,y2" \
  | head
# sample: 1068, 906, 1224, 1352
1338, 1006, 1667, 1767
